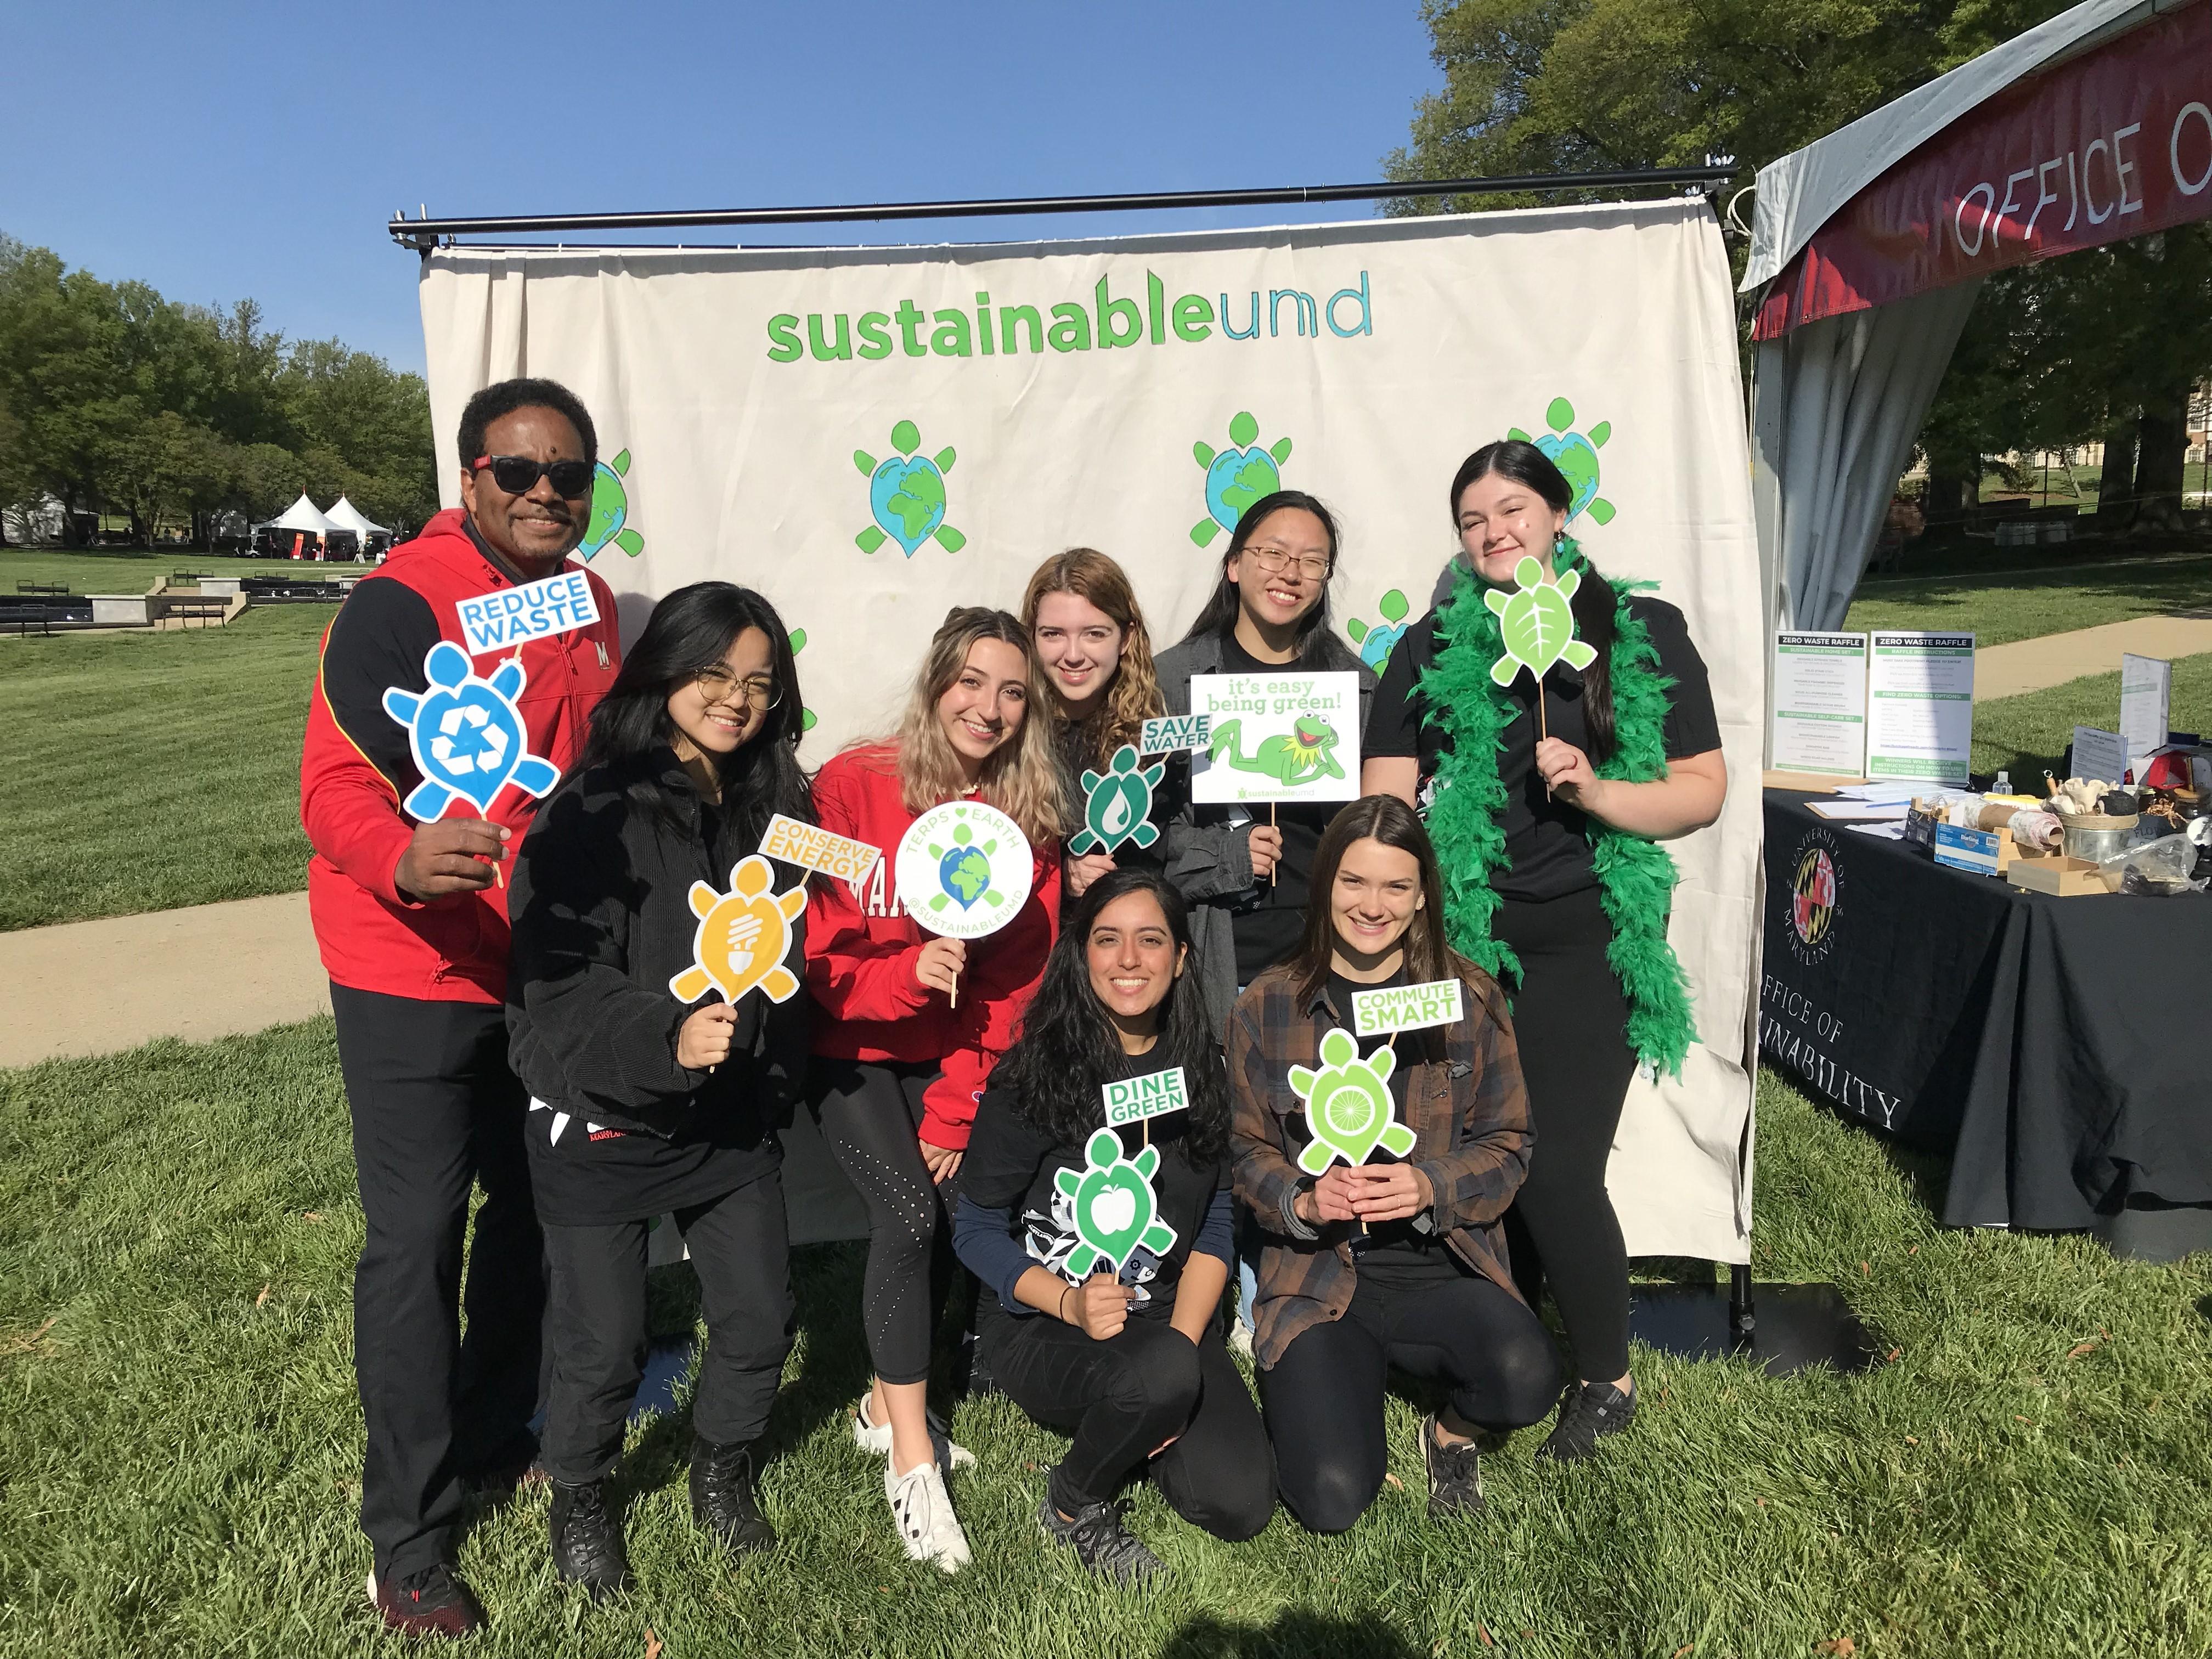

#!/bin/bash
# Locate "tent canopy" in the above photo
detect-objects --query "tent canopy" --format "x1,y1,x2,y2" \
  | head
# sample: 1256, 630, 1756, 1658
263, 493, 338, 534
323, 496, 390, 537
1747, 0, 2204, 652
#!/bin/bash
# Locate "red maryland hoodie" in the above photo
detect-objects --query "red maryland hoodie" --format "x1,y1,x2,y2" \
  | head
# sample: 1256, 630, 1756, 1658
299, 509, 622, 1004
805, 744, 1061, 1149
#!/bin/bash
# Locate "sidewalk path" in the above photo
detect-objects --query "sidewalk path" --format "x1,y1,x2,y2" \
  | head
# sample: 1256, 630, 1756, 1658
1976, 613, 2212, 700
1, 891, 327, 1068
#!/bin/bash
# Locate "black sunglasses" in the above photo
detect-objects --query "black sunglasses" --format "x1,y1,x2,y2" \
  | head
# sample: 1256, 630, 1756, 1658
472, 454, 596, 498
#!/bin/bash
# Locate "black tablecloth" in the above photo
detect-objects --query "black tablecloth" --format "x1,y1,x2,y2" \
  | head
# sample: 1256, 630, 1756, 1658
1760, 790, 2210, 1229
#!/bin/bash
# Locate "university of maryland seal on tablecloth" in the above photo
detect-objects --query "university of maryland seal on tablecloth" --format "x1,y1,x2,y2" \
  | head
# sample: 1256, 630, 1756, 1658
1786, 825, 1844, 967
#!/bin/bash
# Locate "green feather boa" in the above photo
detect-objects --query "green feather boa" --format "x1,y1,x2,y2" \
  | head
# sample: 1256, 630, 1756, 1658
1416, 541, 1697, 1076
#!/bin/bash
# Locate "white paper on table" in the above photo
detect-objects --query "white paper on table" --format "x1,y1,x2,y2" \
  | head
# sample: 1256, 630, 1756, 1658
1846, 820, 1909, 840
2070, 725, 2129, 786
1832, 782, 1920, 804
1806, 800, 1911, 821
2119, 654, 2171, 779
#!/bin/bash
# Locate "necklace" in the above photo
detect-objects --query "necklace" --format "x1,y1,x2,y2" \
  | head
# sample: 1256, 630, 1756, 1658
1416, 541, 1696, 1075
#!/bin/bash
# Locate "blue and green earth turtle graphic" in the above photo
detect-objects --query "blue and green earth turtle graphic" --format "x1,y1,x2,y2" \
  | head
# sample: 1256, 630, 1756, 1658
1509, 398, 1615, 526
575, 449, 645, 561
1189, 411, 1294, 547
928, 821, 1001, 913
1346, 589, 1412, 670
787, 627, 818, 733
854, 420, 966, 557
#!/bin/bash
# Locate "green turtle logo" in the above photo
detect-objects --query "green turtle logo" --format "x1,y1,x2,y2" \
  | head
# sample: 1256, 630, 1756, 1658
1289, 1029, 1417, 1173
787, 627, 818, 733
928, 821, 1001, 913
1189, 410, 1294, 547
1069, 744, 1164, 856
853, 419, 967, 557
576, 449, 645, 560
1055, 1127, 1179, 1277
1485, 555, 1595, 689
1207, 714, 1344, 785
1509, 398, 1615, 526
1346, 589, 1412, 670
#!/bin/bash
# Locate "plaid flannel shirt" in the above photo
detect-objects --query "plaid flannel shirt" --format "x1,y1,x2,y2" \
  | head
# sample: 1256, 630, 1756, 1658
1227, 962, 1533, 1370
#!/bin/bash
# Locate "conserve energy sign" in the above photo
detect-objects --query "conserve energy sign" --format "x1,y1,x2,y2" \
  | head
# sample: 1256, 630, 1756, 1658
417, 196, 1769, 1269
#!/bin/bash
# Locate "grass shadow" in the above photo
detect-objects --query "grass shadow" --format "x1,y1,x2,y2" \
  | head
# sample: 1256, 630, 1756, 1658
1161, 1610, 1424, 1658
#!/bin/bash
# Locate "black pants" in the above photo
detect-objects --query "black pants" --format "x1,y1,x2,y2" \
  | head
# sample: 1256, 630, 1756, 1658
810, 1058, 958, 1387
986, 1313, 1274, 1541
331, 983, 545, 1583
1495, 886, 1641, 1384
540, 1173, 794, 1485
1259, 1269, 1561, 1534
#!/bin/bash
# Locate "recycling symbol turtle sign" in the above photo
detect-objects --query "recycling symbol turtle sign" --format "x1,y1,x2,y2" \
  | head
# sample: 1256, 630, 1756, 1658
1289, 1028, 1418, 1174
1056, 1128, 1179, 1278
1068, 744, 1164, 856
668, 854, 807, 1006
1485, 556, 1596, 690
381, 640, 560, 821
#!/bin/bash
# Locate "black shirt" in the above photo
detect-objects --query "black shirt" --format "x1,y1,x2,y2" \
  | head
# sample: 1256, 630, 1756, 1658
1322, 969, 1459, 1288
1364, 594, 1720, 903
1218, 631, 1338, 980
957, 1048, 1230, 1325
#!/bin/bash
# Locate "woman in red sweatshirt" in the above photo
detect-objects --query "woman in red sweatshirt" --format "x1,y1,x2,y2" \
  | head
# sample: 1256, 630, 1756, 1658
804, 605, 1064, 1572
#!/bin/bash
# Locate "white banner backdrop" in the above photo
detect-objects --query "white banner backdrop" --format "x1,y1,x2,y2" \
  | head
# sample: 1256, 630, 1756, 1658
419, 198, 1764, 1262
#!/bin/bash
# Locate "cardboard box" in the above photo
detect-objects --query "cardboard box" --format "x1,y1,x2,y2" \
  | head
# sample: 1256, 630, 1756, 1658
1934, 822, 2018, 874
2005, 852, 2112, 896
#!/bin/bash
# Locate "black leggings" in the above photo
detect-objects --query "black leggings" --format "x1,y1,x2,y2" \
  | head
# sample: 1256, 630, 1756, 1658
540, 1174, 794, 1485
1495, 885, 1640, 1384
985, 1312, 1274, 1541
810, 1058, 958, 1387
1259, 1269, 1561, 1534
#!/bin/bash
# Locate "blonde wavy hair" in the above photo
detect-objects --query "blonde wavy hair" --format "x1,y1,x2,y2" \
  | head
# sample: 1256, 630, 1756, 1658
1019, 549, 1165, 771
889, 606, 1067, 844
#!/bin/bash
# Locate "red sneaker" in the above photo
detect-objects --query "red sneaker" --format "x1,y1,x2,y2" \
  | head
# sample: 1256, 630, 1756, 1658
367, 1564, 485, 1638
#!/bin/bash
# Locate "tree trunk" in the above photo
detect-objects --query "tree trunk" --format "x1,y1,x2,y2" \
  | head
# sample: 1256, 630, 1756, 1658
2131, 388, 2188, 534
1923, 457, 1978, 528
2096, 413, 2138, 527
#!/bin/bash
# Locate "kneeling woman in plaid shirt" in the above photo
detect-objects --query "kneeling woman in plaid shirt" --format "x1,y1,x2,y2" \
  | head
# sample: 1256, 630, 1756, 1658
1229, 794, 1564, 1531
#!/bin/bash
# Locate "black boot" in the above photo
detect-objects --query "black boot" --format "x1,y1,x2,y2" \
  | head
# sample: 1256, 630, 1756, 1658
689, 1436, 776, 1558
549, 1479, 631, 1599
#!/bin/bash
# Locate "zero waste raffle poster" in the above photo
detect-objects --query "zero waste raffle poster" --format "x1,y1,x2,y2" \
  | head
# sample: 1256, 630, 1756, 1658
415, 198, 1768, 1264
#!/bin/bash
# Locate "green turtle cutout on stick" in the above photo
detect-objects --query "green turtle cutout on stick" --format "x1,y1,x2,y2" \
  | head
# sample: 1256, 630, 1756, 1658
1055, 1128, 1179, 1278
1289, 1029, 1418, 1174
1485, 554, 1596, 741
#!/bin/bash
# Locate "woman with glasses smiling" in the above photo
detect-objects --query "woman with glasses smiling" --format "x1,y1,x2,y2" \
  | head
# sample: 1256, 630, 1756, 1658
505, 581, 815, 1598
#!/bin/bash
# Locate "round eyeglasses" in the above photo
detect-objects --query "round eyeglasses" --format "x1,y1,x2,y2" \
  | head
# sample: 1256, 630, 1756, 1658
692, 666, 782, 710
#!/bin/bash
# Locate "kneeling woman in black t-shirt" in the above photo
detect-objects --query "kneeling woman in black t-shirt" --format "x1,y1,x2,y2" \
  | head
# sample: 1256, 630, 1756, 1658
507, 582, 814, 1596
1230, 795, 1564, 1533
954, 868, 1273, 1583
1361, 439, 1727, 1463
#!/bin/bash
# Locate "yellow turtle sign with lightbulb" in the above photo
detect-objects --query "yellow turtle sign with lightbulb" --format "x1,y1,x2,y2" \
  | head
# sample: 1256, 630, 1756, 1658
668, 854, 808, 1006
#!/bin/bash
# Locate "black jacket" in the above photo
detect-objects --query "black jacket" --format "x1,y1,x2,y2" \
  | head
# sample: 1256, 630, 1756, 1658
505, 748, 809, 1146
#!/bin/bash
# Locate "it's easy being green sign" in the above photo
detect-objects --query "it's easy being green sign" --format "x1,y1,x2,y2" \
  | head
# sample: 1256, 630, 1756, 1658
766, 268, 1373, 363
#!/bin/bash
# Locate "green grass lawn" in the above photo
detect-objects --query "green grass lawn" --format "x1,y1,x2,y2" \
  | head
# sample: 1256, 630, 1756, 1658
2, 547, 375, 594
0, 603, 325, 930
1, 1025, 2207, 1658
1972, 652, 2212, 782
1846, 552, 2212, 647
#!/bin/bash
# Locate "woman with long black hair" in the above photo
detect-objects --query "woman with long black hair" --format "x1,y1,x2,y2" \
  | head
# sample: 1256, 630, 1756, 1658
953, 867, 1272, 1583
506, 581, 813, 1596
1361, 440, 1726, 1462
1231, 795, 1562, 1532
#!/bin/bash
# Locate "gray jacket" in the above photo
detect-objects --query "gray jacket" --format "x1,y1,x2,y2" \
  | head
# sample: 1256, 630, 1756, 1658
1154, 627, 1378, 1039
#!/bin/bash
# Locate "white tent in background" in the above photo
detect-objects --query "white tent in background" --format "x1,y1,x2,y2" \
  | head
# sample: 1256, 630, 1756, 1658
323, 496, 390, 540
263, 493, 339, 535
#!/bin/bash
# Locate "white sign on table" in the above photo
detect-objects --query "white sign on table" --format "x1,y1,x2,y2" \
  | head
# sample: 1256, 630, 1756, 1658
1866, 632, 1974, 786
1187, 670, 1362, 805
2069, 726, 2129, 786
2120, 653, 2171, 780
1769, 631, 1869, 778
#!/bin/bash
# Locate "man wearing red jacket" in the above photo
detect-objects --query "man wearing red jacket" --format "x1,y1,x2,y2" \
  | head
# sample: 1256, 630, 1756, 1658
301, 377, 621, 1638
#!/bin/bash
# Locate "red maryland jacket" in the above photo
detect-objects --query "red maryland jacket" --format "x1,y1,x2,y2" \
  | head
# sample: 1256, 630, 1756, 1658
300, 510, 622, 1004
804, 744, 1062, 1150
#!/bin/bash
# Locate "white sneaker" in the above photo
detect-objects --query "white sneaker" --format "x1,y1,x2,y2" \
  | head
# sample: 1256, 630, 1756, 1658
885, 1458, 972, 1574
853, 1392, 975, 1470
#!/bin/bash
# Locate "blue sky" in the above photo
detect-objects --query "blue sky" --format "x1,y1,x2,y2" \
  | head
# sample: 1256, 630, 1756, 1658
5, 2, 1442, 378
